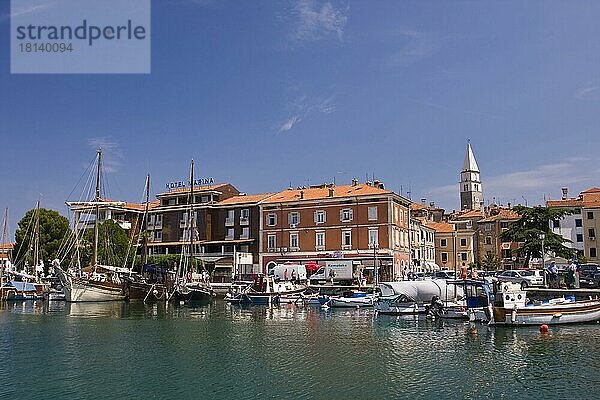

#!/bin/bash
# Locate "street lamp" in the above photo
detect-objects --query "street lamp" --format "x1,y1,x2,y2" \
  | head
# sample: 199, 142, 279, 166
370, 242, 379, 290
539, 233, 546, 287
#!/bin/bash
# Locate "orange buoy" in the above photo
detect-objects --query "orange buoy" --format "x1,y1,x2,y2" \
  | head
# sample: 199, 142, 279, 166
540, 324, 549, 333
468, 326, 477, 335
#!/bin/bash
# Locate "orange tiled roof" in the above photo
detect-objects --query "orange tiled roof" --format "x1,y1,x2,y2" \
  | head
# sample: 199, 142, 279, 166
156, 183, 232, 197
427, 222, 455, 233
217, 193, 276, 206
410, 203, 426, 211
547, 198, 583, 208
0, 242, 15, 251
581, 187, 600, 194
262, 184, 392, 204
122, 200, 160, 211
479, 208, 520, 223
455, 209, 484, 219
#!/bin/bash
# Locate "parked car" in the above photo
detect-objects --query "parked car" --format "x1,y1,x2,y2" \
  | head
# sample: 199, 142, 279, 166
433, 270, 456, 280
578, 264, 600, 288
495, 269, 544, 288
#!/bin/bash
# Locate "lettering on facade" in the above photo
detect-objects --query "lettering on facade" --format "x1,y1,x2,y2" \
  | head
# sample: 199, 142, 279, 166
165, 177, 215, 190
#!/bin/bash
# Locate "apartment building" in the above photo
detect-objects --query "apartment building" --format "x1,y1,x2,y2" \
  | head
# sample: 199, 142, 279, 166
546, 187, 585, 258
429, 222, 476, 271
476, 208, 521, 269
260, 181, 411, 281
409, 217, 437, 272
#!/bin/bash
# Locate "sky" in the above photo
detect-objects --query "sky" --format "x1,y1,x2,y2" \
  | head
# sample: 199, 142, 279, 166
2, 0, 600, 238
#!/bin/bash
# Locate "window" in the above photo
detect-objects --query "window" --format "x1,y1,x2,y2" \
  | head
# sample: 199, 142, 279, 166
154, 230, 162, 242
289, 212, 300, 226
461, 252, 468, 261
316, 232, 325, 248
485, 236, 492, 245
440, 238, 447, 247
591, 248, 597, 258
575, 219, 583, 227
552, 220, 560, 228
290, 233, 298, 249
441, 253, 448, 263
502, 249, 511, 258
460, 238, 467, 247
314, 210, 326, 224
368, 229, 379, 246
342, 231, 352, 248
577, 233, 583, 242
168, 198, 176, 206
226, 209, 235, 225
201, 195, 209, 203
588, 211, 594, 220
226, 228, 234, 240
267, 234, 276, 249
485, 223, 492, 231
241, 209, 249, 219
589, 228, 596, 239
267, 213, 277, 226
463, 184, 468, 191
574, 208, 581, 214
368, 206, 378, 221
340, 209, 353, 222
241, 227, 249, 239
500, 222, 509, 229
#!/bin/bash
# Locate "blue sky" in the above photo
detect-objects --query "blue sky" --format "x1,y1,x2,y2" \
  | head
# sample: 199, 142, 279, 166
2, 0, 600, 237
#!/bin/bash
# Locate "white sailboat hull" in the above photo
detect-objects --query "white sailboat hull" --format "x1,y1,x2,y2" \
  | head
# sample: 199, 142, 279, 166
64, 281, 125, 302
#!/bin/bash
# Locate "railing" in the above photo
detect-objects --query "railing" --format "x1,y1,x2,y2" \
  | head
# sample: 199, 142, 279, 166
225, 218, 234, 227
240, 216, 249, 225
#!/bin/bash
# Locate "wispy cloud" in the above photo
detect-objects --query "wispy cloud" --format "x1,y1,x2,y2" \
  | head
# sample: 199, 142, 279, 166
289, 0, 349, 43
385, 29, 441, 68
425, 157, 599, 209
88, 137, 122, 173
575, 86, 600, 100
0, 1, 54, 23
277, 93, 337, 133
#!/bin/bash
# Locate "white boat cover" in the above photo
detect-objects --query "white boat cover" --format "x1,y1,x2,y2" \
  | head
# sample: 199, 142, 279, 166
378, 280, 463, 303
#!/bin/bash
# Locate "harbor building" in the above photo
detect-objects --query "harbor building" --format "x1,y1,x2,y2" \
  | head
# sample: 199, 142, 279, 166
428, 221, 476, 272
409, 217, 437, 272
476, 207, 521, 269
259, 180, 412, 281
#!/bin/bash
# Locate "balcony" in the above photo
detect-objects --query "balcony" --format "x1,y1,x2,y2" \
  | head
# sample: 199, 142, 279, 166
240, 216, 249, 226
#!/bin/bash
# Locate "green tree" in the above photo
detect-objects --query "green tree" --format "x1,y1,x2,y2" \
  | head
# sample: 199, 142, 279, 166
80, 220, 135, 268
501, 206, 575, 266
14, 208, 71, 268
481, 251, 501, 271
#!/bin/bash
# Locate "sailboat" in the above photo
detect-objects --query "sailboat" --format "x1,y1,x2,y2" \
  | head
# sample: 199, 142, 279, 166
125, 174, 171, 301
55, 148, 127, 302
4, 204, 50, 300
0, 208, 17, 301
168, 160, 214, 305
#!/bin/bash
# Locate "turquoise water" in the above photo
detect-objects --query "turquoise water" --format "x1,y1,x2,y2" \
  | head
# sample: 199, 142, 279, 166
1, 300, 599, 399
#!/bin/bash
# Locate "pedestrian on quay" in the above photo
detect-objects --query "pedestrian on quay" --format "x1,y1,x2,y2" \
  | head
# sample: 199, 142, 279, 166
291, 269, 296, 283
460, 263, 468, 280
284, 268, 289, 281
567, 260, 578, 289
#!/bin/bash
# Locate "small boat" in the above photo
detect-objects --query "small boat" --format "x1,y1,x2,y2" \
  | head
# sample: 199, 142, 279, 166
375, 280, 463, 316
488, 282, 600, 326
320, 290, 375, 308
3, 280, 48, 300
225, 277, 305, 305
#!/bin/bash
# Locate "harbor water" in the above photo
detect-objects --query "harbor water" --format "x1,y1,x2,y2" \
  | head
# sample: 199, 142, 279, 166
1, 300, 599, 399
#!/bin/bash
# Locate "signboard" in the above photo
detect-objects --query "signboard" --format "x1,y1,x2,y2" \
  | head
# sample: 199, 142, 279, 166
165, 177, 215, 190
235, 252, 253, 265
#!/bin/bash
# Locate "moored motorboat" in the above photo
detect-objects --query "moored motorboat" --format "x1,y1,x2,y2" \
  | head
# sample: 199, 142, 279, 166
321, 290, 375, 308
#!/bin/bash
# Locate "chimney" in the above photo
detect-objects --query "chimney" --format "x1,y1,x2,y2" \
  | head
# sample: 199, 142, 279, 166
421, 198, 427, 205
328, 187, 334, 197
374, 179, 380, 187
352, 178, 359, 186
429, 202, 435, 208
366, 180, 372, 186
562, 187, 568, 200
300, 190, 304, 199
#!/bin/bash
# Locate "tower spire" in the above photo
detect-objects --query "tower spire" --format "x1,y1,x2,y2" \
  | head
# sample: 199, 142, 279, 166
460, 141, 483, 211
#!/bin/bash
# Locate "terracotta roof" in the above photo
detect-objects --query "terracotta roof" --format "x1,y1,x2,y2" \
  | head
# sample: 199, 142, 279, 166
581, 187, 600, 194
0, 242, 15, 251
427, 222, 455, 233
262, 184, 393, 204
410, 203, 427, 211
156, 183, 232, 197
122, 200, 160, 211
479, 209, 520, 223
546, 198, 583, 208
217, 193, 276, 206
455, 209, 483, 219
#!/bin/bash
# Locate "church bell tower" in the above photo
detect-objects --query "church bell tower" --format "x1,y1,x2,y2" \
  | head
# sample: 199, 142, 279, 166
460, 141, 483, 211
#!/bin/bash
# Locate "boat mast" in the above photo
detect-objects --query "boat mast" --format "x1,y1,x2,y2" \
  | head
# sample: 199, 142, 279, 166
1, 208, 7, 288
33, 200, 40, 279
142, 173, 150, 266
189, 159, 195, 280
93, 147, 102, 271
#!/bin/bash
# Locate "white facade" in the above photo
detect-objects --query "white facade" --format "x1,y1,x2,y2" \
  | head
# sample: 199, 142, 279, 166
550, 210, 584, 256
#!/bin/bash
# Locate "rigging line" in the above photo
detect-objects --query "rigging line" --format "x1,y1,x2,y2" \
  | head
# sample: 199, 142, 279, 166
65, 153, 97, 202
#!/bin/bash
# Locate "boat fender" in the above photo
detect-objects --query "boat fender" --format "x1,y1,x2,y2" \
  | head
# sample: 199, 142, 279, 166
553, 313, 562, 318
511, 305, 517, 323
540, 324, 549, 334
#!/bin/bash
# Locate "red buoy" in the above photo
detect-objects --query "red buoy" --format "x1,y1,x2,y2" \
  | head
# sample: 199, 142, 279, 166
540, 324, 549, 333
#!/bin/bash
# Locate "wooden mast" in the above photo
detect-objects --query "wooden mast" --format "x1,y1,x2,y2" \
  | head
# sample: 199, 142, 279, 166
93, 147, 102, 271
1, 208, 7, 288
189, 159, 195, 281
33, 200, 40, 279
142, 173, 150, 266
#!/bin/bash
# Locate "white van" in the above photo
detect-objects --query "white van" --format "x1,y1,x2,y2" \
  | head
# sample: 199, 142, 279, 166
269, 264, 307, 281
